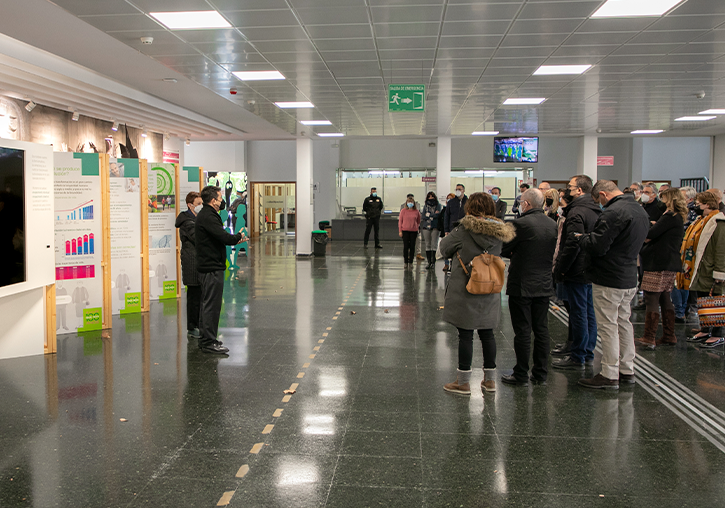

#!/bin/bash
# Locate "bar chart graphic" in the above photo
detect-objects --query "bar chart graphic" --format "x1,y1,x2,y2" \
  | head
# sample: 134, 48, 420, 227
56, 200, 94, 221
64, 233, 95, 256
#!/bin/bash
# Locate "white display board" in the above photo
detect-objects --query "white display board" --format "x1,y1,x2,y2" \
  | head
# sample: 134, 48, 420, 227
109, 158, 144, 314
53, 152, 104, 333
147, 162, 178, 300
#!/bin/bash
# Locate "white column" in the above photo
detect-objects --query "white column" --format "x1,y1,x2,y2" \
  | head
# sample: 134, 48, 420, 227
436, 136, 451, 200
577, 135, 598, 181
296, 138, 314, 255
712, 135, 725, 190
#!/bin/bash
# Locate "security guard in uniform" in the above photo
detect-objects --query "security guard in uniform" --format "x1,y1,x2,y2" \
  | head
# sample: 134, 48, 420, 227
363, 187, 384, 249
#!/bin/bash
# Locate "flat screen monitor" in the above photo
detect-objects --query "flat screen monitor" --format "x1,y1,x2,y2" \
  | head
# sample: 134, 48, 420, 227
493, 137, 539, 163
0, 147, 25, 288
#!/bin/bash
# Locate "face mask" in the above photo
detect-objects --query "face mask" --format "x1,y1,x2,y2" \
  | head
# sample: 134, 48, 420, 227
194, 204, 203, 214
492, 195, 499, 202
372, 192, 377, 197
455, 190, 462, 198
218, 198, 226, 211
426, 198, 436, 205
407, 202, 414, 208
694, 206, 704, 216
640, 194, 651, 204
599, 204, 605, 211
545, 197, 554, 207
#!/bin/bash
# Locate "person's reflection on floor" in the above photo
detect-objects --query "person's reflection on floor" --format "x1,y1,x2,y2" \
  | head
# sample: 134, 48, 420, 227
364, 250, 381, 307
400, 269, 419, 331
184, 350, 224, 433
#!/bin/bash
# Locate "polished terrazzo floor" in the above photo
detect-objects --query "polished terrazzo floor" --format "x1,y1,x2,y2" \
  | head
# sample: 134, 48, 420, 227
2, 236, 725, 507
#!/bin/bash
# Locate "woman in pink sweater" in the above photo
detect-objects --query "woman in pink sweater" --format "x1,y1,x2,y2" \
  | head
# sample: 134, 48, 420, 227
399, 196, 421, 269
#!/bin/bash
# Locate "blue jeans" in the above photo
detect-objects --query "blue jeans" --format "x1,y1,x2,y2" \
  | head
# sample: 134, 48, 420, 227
671, 288, 688, 318
564, 282, 597, 363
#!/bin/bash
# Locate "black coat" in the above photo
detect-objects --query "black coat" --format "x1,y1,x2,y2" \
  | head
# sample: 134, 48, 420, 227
554, 195, 601, 283
444, 195, 468, 233
494, 199, 507, 220
643, 199, 666, 223
579, 194, 650, 289
175, 209, 199, 286
501, 208, 558, 297
362, 195, 384, 220
438, 206, 446, 237
195, 204, 242, 273
641, 211, 685, 272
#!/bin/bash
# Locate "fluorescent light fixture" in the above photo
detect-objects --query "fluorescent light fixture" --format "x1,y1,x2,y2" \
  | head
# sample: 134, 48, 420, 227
317, 132, 344, 137
111, 121, 119, 131
233, 70, 285, 81
675, 116, 716, 122
503, 98, 546, 105
631, 129, 664, 134
149, 11, 231, 30
71, 111, 79, 121
368, 170, 399, 175
700, 109, 725, 115
592, 0, 685, 18
25, 100, 36, 112
141, 127, 147, 138
465, 170, 483, 174
185, 138, 191, 146
301, 120, 332, 126
472, 131, 499, 136
275, 101, 314, 108
534, 65, 592, 75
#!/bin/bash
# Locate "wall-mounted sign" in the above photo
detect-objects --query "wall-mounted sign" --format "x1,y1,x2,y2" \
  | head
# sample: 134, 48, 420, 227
422, 177, 436, 182
597, 156, 614, 166
388, 84, 425, 112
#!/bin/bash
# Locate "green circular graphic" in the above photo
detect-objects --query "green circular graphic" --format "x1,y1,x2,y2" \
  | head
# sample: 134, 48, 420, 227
151, 166, 173, 195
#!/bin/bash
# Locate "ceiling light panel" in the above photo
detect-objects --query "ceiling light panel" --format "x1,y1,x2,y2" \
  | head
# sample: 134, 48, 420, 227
149, 11, 231, 30
301, 120, 332, 126
317, 133, 344, 137
233, 71, 286, 81
503, 98, 546, 105
534, 65, 592, 75
675, 116, 716, 121
699, 109, 725, 115
472, 131, 499, 135
631, 129, 665, 134
591, 0, 685, 18
275, 102, 315, 109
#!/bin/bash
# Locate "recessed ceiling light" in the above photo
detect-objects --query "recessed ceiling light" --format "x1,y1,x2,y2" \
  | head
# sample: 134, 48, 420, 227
233, 71, 285, 81
71, 111, 79, 121
675, 116, 716, 121
141, 127, 148, 138
631, 129, 664, 134
592, 0, 685, 18
162, 78, 178, 83
317, 133, 344, 137
534, 65, 592, 75
25, 100, 36, 112
472, 131, 499, 136
699, 109, 725, 115
301, 120, 332, 126
149, 11, 231, 30
503, 98, 546, 105
275, 102, 314, 109
111, 121, 119, 131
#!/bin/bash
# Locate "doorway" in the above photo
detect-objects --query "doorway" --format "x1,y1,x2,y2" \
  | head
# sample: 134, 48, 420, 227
249, 182, 296, 238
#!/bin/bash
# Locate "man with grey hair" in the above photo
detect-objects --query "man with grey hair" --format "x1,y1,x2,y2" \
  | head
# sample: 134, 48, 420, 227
680, 186, 698, 226
629, 182, 643, 201
538, 181, 551, 191
575, 180, 649, 389
641, 182, 666, 222
500, 189, 558, 386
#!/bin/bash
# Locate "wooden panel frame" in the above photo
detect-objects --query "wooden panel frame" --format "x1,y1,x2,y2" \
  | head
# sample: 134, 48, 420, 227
44, 283, 57, 354
99, 154, 112, 328
198, 167, 204, 192
139, 160, 150, 312
174, 163, 182, 298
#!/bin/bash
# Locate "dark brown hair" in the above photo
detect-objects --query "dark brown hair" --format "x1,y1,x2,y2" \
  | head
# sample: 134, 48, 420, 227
465, 192, 495, 218
185, 191, 201, 205
696, 191, 720, 211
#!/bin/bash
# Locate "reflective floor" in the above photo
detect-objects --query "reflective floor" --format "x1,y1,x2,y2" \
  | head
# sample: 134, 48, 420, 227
2, 236, 725, 507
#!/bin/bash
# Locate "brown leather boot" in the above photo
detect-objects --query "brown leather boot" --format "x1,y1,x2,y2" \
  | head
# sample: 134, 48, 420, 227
657, 309, 678, 346
635, 311, 659, 349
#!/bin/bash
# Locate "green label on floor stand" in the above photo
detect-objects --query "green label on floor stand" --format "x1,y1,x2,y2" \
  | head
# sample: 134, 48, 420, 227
79, 307, 102, 331
388, 84, 425, 112
159, 281, 177, 300
120, 292, 142, 314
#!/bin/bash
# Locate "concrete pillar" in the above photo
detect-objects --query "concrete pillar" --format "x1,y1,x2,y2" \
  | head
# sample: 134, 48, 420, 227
577, 136, 598, 181
296, 138, 313, 255
712, 135, 725, 190
436, 136, 451, 200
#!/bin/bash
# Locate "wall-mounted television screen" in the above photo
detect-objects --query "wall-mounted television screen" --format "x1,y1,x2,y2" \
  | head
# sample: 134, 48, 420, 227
0, 147, 25, 288
493, 137, 539, 163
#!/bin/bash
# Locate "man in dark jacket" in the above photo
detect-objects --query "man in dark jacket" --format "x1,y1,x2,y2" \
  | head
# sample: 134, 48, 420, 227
195, 185, 244, 354
491, 187, 507, 220
444, 184, 468, 234
552, 175, 601, 370
362, 187, 384, 249
176, 191, 203, 340
576, 180, 649, 389
641, 183, 666, 222
500, 189, 558, 385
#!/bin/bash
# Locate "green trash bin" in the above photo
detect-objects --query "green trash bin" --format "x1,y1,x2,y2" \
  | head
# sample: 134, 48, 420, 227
318, 220, 330, 230
312, 230, 328, 256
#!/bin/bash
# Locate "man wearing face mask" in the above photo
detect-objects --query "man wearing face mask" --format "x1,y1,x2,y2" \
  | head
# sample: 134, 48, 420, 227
444, 184, 468, 235
491, 187, 507, 220
363, 187, 384, 249
629, 182, 643, 201
640, 183, 666, 223
575, 180, 649, 389
195, 185, 245, 354
176, 192, 203, 340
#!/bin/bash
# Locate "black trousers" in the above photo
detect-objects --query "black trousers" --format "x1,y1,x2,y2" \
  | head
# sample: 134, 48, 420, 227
509, 295, 551, 381
364, 217, 380, 246
402, 231, 417, 263
198, 270, 225, 344
186, 284, 201, 331
457, 328, 496, 370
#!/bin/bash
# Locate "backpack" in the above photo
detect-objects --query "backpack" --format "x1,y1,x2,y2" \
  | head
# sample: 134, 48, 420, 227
457, 251, 505, 295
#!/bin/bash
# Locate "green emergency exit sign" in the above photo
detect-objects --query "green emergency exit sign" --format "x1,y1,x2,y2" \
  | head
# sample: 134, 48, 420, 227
388, 84, 425, 112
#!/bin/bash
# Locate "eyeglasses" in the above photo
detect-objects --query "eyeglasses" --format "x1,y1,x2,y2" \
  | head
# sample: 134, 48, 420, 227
567, 185, 579, 190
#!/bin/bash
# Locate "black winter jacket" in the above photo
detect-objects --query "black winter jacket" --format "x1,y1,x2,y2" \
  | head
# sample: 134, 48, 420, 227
444, 195, 468, 233
579, 194, 650, 289
175, 210, 199, 286
501, 208, 558, 297
643, 199, 666, 223
494, 199, 507, 221
641, 211, 685, 272
362, 195, 384, 220
554, 195, 601, 283
195, 204, 242, 273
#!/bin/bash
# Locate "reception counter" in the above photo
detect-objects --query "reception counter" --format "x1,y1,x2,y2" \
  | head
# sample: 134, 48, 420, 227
331, 217, 402, 241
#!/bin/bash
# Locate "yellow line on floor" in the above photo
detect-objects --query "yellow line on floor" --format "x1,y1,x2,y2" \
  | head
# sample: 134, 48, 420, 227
250, 443, 263, 454
326, 327, 332, 330
289, 383, 299, 391
217, 490, 235, 506
332, 317, 338, 320
262, 424, 274, 434
273, 409, 283, 417
235, 465, 249, 478
318, 339, 325, 343
335, 311, 341, 315
313, 346, 320, 351
309, 354, 316, 359
338, 307, 343, 310
303, 362, 310, 368
297, 372, 305, 378
282, 395, 292, 403
323, 332, 328, 336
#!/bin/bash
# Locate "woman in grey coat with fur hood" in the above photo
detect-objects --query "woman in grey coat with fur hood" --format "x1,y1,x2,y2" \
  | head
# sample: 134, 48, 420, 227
438, 192, 516, 395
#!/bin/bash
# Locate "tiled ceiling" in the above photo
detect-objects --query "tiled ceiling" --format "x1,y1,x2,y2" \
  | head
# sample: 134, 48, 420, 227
49, 0, 725, 137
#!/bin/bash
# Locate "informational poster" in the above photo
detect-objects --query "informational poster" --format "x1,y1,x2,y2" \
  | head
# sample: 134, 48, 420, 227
109, 158, 143, 314
147, 162, 178, 300
53, 153, 103, 333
